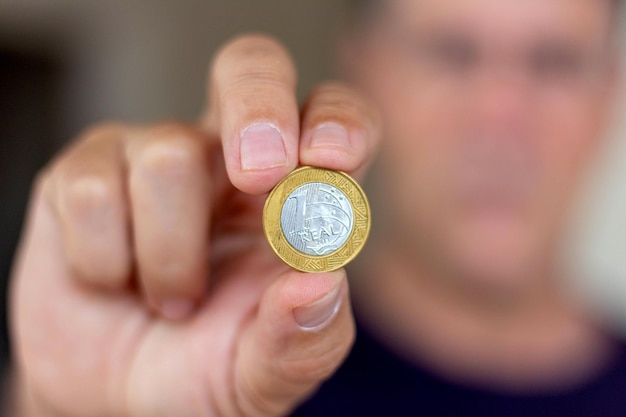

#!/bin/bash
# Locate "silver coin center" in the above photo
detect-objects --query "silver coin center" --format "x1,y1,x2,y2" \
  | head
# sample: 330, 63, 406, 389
280, 182, 354, 256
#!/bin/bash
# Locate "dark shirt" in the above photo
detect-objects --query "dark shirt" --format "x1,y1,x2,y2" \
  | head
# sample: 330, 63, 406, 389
293, 318, 626, 417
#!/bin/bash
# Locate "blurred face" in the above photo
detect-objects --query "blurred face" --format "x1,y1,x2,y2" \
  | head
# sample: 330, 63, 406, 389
356, 0, 619, 294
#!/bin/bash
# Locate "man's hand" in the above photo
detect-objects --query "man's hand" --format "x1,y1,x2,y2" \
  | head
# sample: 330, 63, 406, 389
9, 34, 381, 417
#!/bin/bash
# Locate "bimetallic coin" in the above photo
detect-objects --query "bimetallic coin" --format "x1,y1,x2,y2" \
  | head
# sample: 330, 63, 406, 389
263, 166, 371, 273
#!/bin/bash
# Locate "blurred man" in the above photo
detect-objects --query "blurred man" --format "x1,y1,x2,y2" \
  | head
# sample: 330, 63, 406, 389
7, 0, 626, 416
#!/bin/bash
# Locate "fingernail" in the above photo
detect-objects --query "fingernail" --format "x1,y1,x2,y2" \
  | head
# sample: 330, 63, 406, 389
159, 299, 195, 321
293, 282, 342, 332
240, 123, 287, 171
309, 123, 350, 150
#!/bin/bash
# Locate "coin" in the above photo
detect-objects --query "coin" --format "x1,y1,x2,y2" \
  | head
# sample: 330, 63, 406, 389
263, 166, 371, 273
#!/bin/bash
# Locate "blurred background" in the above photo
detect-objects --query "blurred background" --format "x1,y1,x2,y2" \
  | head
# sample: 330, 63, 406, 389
0, 0, 625, 374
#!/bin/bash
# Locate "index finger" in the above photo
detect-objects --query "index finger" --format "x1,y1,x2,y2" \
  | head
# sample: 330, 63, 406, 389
202, 34, 300, 194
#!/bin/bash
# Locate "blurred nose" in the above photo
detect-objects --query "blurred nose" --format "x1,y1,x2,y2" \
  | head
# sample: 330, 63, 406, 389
470, 65, 533, 140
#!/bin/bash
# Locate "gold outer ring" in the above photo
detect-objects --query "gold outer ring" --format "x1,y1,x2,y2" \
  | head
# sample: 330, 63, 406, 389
263, 166, 371, 273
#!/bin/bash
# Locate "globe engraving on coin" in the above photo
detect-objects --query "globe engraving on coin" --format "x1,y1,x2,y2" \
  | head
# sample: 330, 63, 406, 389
280, 182, 354, 256
263, 166, 371, 273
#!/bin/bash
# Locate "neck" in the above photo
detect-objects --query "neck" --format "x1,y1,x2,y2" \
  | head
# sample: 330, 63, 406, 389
352, 241, 614, 393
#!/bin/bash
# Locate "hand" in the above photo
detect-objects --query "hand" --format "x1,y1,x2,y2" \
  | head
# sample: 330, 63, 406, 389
9, 34, 381, 417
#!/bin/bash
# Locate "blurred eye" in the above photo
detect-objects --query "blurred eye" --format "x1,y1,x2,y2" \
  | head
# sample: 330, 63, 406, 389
529, 45, 586, 80
419, 35, 478, 74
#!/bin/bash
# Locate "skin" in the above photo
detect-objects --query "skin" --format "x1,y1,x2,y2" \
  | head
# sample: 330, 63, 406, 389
356, 0, 617, 293
7, 0, 621, 415
350, 0, 620, 390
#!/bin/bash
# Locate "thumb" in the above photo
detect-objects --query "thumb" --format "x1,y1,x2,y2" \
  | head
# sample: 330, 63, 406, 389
234, 269, 355, 417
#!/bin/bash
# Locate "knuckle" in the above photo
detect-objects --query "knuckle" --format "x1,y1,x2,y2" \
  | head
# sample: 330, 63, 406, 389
59, 172, 117, 219
134, 124, 206, 177
280, 345, 345, 386
282, 322, 356, 385
227, 70, 291, 96
53, 147, 118, 218
49, 121, 128, 213
235, 373, 282, 417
